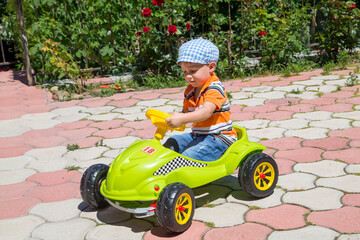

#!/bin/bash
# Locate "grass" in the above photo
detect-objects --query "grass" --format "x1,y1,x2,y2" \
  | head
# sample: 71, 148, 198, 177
345, 72, 359, 87
67, 144, 79, 151
322, 61, 336, 75
290, 88, 301, 94
354, 65, 360, 74
316, 92, 324, 97
204, 203, 217, 208
205, 222, 215, 228
249, 206, 261, 210
65, 165, 81, 171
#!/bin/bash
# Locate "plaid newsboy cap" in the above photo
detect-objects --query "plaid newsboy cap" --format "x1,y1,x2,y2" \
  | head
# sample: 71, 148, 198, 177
177, 38, 219, 64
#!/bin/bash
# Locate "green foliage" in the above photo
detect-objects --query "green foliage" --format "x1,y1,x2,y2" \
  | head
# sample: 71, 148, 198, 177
65, 165, 81, 171
290, 88, 301, 94
41, 39, 93, 92
1, 0, 359, 89
322, 61, 336, 75
67, 144, 79, 151
345, 72, 359, 86
251, 3, 312, 69
316, 0, 360, 61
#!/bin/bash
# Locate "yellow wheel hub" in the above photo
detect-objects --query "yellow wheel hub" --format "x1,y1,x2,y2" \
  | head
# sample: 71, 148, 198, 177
175, 193, 192, 225
254, 162, 275, 191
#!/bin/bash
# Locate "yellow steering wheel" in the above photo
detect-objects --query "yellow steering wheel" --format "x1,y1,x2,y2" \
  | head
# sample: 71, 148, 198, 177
146, 109, 185, 140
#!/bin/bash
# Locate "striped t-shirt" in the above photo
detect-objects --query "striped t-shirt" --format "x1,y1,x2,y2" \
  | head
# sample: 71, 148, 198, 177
183, 73, 237, 146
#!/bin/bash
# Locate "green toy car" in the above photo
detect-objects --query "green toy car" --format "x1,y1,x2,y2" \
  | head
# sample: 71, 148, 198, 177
80, 109, 278, 233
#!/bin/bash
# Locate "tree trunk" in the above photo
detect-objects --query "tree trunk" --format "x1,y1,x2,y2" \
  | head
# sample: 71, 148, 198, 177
16, 0, 34, 85
227, 1, 232, 73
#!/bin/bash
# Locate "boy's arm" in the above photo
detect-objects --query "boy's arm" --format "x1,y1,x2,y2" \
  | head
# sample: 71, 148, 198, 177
165, 102, 216, 128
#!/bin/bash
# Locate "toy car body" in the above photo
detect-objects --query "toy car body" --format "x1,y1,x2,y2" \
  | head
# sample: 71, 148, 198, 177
81, 109, 278, 233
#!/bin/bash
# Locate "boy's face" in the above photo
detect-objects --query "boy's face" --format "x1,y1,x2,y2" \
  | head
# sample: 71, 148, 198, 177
179, 62, 216, 88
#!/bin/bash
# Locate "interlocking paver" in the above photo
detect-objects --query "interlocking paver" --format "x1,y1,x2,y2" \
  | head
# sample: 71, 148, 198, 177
333, 111, 360, 120
145, 221, 210, 240
310, 118, 352, 130
136, 99, 169, 107
227, 188, 285, 208
233, 119, 270, 129
302, 137, 350, 150
345, 164, 360, 174
86, 221, 153, 240
102, 136, 141, 149
0, 169, 37, 185
193, 203, 249, 227
269, 118, 309, 129
253, 91, 286, 99
260, 137, 303, 150
0, 215, 45, 240
338, 234, 360, 240
316, 175, 360, 192
63, 146, 108, 162
275, 147, 323, 163
27, 170, 81, 186
80, 206, 132, 224
241, 85, 273, 92
87, 113, 121, 121
31, 218, 96, 240
1, 68, 360, 239
0, 156, 35, 171
308, 206, 360, 233
273, 84, 306, 92
247, 127, 286, 140
27, 156, 73, 172
285, 127, 328, 139
246, 204, 309, 230
342, 193, 360, 207
294, 160, 347, 177
24, 146, 67, 160
268, 226, 339, 240
0, 197, 42, 219
277, 172, 317, 190
81, 106, 116, 115
282, 187, 343, 210
204, 222, 271, 240
286, 91, 319, 99
29, 199, 82, 222
323, 148, 360, 164
231, 98, 266, 107
0, 119, 30, 137
293, 111, 333, 120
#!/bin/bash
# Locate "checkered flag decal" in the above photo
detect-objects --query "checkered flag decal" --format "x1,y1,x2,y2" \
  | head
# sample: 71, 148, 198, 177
154, 157, 208, 176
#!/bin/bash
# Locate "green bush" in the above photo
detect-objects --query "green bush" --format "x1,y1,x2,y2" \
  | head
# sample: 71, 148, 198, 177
2, 0, 359, 88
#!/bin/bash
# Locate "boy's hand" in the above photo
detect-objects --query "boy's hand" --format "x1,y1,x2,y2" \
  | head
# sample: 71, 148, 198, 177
166, 113, 185, 128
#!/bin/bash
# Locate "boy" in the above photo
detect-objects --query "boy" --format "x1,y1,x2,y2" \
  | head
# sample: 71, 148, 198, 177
164, 38, 237, 161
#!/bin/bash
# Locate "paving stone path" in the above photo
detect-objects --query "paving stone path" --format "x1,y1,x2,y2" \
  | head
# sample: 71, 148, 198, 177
1, 68, 360, 240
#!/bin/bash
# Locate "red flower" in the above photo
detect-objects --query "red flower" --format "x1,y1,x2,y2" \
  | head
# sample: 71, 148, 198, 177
348, 3, 356, 10
332, 15, 339, 20
142, 26, 150, 33
168, 25, 177, 35
136, 31, 142, 36
152, 0, 164, 7
258, 30, 267, 36
141, 8, 152, 17
186, 23, 191, 30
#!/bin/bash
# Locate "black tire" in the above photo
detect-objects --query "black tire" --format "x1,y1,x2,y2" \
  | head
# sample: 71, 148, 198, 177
80, 164, 109, 209
238, 153, 278, 198
156, 182, 195, 233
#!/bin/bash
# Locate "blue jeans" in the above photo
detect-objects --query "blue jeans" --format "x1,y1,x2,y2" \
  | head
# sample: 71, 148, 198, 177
163, 133, 229, 161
